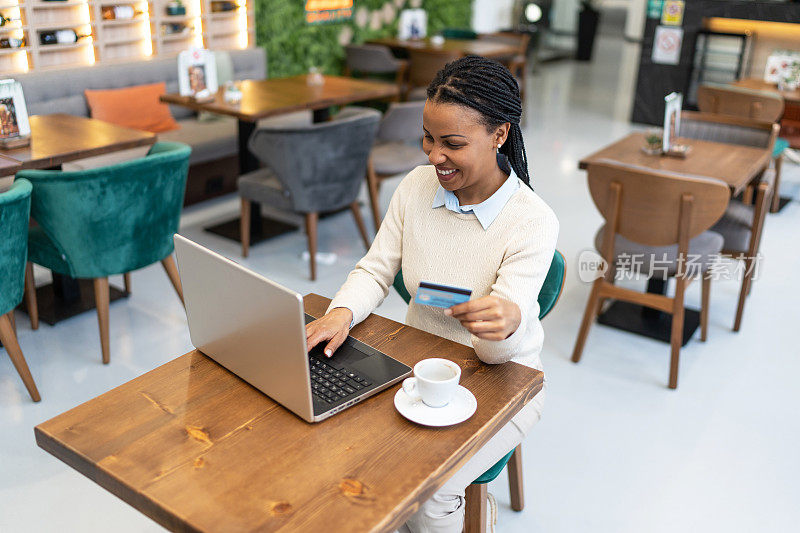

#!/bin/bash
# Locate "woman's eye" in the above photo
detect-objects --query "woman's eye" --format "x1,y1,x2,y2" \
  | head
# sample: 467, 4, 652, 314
445, 142, 463, 149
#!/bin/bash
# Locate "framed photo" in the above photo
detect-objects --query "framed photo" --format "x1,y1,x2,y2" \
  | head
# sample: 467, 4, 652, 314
663, 91, 682, 153
398, 9, 427, 40
0, 79, 31, 141
178, 48, 218, 98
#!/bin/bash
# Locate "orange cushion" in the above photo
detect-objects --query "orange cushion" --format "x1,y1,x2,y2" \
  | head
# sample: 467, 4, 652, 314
85, 82, 179, 133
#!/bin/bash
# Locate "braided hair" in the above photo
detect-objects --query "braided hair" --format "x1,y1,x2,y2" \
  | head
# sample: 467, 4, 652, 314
427, 55, 531, 189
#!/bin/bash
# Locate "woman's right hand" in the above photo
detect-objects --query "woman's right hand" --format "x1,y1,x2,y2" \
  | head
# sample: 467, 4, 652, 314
305, 307, 353, 358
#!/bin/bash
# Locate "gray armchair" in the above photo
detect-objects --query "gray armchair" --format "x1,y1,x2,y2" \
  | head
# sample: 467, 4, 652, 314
679, 111, 779, 331
238, 107, 381, 280
344, 44, 407, 96
366, 101, 428, 230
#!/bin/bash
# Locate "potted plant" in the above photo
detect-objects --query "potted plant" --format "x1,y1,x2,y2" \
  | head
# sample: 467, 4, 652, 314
576, 0, 600, 61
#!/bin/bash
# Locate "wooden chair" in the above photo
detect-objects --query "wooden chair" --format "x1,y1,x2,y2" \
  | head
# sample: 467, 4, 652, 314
18, 143, 190, 365
405, 49, 461, 101
393, 251, 566, 533
571, 160, 730, 389
679, 111, 779, 331
0, 179, 40, 402
366, 101, 427, 230
478, 32, 531, 101
696, 84, 787, 212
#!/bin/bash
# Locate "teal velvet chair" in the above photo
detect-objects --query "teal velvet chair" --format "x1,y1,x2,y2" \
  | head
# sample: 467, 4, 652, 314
17, 141, 191, 365
393, 250, 566, 532
0, 179, 41, 402
441, 28, 478, 40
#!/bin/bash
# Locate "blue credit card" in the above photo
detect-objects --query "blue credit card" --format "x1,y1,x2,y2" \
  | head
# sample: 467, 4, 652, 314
414, 281, 472, 308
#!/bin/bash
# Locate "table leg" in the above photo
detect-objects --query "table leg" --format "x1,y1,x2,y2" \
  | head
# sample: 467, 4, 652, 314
16, 273, 128, 326
312, 108, 331, 123
597, 277, 700, 346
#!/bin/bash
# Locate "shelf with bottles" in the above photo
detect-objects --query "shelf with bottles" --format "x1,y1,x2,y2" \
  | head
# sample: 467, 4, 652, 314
0, 44, 27, 54
0, 24, 27, 32
36, 39, 92, 52
204, 9, 251, 22
33, 22, 94, 31
30, 1, 91, 8
99, 17, 146, 26
159, 30, 196, 42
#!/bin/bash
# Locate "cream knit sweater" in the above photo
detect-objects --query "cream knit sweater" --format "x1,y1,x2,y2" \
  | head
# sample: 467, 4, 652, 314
327, 165, 559, 431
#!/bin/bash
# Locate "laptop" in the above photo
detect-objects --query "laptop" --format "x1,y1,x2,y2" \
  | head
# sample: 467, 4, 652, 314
173, 235, 412, 423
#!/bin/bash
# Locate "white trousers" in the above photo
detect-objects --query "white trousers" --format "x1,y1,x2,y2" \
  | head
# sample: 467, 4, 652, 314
397, 389, 546, 533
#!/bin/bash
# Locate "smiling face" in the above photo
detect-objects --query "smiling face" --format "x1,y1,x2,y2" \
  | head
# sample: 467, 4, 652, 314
422, 100, 510, 205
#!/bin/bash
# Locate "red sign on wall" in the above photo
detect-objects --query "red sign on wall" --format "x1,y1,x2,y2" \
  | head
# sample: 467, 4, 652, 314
305, 0, 353, 24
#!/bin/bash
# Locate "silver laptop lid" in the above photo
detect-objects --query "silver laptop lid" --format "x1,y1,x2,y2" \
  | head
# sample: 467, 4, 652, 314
174, 234, 314, 422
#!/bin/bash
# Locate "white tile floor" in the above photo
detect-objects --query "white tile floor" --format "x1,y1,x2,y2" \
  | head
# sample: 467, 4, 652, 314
2, 35, 800, 533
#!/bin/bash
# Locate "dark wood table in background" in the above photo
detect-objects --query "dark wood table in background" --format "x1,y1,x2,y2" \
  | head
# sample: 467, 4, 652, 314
161, 75, 400, 244
731, 77, 800, 106
35, 293, 543, 533
1, 114, 157, 326
0, 114, 156, 170
368, 37, 519, 59
579, 132, 772, 345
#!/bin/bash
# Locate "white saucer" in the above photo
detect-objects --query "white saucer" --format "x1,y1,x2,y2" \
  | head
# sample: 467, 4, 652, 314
394, 385, 477, 427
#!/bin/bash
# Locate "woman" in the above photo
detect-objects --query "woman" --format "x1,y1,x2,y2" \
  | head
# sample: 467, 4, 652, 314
306, 56, 558, 532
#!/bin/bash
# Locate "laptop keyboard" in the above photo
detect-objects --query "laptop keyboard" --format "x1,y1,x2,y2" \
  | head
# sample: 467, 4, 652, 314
309, 357, 372, 405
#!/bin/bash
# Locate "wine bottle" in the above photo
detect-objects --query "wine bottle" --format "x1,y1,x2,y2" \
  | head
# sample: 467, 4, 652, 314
39, 30, 89, 46
102, 5, 138, 20
0, 36, 25, 49
211, 1, 238, 13
0, 12, 21, 27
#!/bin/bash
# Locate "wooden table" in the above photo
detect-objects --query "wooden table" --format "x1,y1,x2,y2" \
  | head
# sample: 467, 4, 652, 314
161, 75, 400, 244
731, 78, 800, 106
35, 293, 543, 533
579, 132, 772, 196
368, 37, 519, 59
579, 132, 771, 345
0, 114, 156, 171
1, 114, 156, 325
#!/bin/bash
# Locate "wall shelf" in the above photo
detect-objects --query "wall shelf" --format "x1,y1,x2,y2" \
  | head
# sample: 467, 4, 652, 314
1, 0, 252, 73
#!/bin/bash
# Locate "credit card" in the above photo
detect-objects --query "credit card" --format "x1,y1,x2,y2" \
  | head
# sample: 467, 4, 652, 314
414, 281, 472, 308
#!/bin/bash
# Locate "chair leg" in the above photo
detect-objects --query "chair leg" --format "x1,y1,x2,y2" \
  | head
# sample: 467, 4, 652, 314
508, 444, 524, 512
350, 201, 371, 250
366, 158, 382, 232
742, 185, 754, 205
464, 482, 487, 533
571, 280, 602, 363
123, 272, 132, 294
668, 278, 686, 390
161, 255, 184, 305
9, 310, 16, 335
0, 312, 41, 402
240, 198, 251, 258
24, 262, 38, 330
305, 212, 318, 281
734, 256, 755, 332
93, 278, 110, 365
700, 276, 710, 342
771, 155, 782, 213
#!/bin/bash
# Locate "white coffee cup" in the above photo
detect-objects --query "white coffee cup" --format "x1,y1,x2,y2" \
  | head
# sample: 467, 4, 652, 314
402, 358, 461, 408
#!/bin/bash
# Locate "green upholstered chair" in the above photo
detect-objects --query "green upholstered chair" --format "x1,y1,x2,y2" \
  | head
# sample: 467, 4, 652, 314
393, 250, 566, 532
17, 141, 191, 365
0, 179, 41, 402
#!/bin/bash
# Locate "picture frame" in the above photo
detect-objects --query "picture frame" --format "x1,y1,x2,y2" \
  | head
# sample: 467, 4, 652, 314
178, 48, 219, 100
0, 79, 31, 148
398, 9, 427, 40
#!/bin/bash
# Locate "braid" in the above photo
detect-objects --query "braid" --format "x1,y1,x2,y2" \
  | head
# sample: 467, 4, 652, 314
427, 56, 531, 189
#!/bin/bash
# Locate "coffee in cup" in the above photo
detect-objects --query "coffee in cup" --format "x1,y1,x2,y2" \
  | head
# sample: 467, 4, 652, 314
402, 358, 461, 408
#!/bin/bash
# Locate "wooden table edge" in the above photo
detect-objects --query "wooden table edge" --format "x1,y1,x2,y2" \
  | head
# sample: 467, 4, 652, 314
35, 296, 544, 533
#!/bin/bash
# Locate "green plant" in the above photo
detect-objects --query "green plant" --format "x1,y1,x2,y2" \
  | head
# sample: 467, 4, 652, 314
255, 0, 473, 79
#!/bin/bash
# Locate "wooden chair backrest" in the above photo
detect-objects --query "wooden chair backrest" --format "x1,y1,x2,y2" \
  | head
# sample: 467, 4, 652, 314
407, 49, 461, 89
697, 84, 784, 123
587, 160, 730, 248
680, 110, 778, 151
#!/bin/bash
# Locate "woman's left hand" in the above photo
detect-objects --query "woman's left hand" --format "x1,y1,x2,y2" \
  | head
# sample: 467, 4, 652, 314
445, 295, 521, 341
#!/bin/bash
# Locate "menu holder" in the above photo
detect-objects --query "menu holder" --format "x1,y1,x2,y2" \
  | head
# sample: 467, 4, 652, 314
0, 79, 31, 149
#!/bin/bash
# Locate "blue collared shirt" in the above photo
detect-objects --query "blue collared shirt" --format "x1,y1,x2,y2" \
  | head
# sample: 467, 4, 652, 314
431, 169, 520, 230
